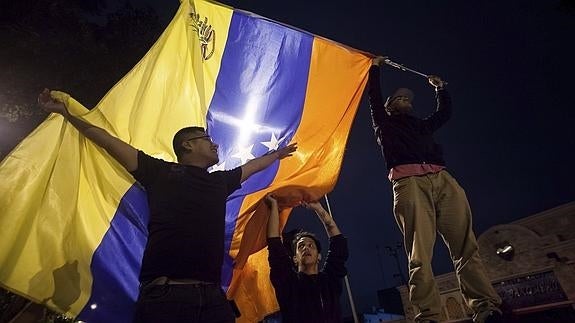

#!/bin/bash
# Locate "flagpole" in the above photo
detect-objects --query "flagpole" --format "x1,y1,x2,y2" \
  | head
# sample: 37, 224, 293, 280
324, 194, 360, 323
383, 57, 448, 85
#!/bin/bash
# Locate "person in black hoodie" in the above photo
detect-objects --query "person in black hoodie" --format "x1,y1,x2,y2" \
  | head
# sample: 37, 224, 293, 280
265, 194, 348, 323
368, 56, 502, 323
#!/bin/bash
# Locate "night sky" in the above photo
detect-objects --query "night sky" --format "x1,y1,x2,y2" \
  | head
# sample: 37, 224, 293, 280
196, 0, 575, 316
6, 0, 575, 318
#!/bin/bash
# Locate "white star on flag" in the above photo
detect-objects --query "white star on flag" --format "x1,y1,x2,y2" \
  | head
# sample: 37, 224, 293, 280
261, 133, 280, 152
232, 144, 255, 164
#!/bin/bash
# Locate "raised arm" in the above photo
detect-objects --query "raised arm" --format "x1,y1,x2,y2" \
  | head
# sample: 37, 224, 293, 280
302, 201, 341, 237
265, 194, 280, 238
304, 200, 348, 279
368, 56, 390, 129
240, 143, 297, 182
369, 56, 386, 104
265, 194, 297, 289
38, 89, 138, 171
421, 75, 452, 133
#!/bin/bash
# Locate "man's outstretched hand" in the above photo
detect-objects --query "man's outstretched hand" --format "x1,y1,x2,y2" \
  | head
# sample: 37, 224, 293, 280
275, 143, 297, 160
372, 56, 387, 67
427, 75, 446, 89
38, 89, 67, 115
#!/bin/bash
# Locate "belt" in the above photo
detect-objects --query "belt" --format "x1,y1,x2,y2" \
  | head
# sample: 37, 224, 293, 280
146, 276, 215, 286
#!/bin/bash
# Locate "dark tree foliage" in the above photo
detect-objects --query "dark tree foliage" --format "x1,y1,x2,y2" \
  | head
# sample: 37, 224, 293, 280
0, 1, 163, 321
0, 0, 162, 157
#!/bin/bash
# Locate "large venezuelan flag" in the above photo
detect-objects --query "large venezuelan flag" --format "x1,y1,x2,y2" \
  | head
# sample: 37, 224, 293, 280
0, 0, 371, 322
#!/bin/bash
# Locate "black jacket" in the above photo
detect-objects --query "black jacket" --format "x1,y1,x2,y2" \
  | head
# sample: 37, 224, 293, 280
267, 235, 348, 323
368, 66, 452, 170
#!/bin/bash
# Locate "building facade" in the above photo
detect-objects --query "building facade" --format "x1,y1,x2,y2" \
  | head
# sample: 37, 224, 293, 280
395, 201, 575, 322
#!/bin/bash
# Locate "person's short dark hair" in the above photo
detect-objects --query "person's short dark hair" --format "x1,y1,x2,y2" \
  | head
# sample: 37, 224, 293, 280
292, 231, 322, 255
172, 126, 206, 160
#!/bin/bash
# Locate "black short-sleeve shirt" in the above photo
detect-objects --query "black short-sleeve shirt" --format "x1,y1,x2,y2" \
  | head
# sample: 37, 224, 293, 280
130, 151, 242, 283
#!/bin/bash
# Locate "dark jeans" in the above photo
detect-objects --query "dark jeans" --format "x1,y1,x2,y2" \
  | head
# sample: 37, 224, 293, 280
133, 283, 235, 323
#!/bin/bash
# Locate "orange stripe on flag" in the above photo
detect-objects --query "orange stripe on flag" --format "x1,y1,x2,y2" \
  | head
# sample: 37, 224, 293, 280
228, 38, 371, 322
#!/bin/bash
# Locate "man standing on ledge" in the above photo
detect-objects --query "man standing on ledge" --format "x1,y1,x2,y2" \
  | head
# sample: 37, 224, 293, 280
367, 57, 502, 323
38, 89, 297, 323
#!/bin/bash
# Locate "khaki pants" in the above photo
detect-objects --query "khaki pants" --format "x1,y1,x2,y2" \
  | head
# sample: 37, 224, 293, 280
392, 170, 501, 322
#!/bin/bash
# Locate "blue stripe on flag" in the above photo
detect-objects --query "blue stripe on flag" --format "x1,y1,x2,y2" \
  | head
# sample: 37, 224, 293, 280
206, 11, 313, 288
77, 184, 149, 323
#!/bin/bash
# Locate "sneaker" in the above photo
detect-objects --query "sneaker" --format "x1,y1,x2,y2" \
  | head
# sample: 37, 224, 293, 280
473, 310, 503, 323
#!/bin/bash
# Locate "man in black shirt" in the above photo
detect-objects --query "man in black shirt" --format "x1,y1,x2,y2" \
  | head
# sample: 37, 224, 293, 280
38, 89, 297, 323
265, 195, 348, 323
367, 57, 502, 323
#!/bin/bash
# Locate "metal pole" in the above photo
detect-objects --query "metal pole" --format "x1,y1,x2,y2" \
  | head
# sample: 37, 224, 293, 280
383, 57, 448, 85
324, 194, 360, 323
383, 58, 429, 78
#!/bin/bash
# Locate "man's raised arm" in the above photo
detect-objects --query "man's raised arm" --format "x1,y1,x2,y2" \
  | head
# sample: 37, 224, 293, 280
240, 143, 297, 182
38, 89, 138, 172
303, 201, 342, 237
